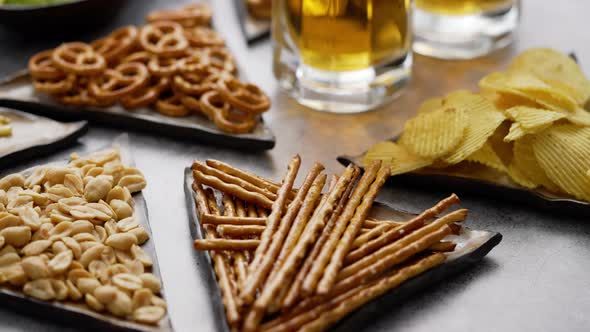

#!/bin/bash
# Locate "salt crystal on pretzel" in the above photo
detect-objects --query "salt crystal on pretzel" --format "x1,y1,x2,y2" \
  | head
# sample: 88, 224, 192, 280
303, 161, 381, 295
316, 166, 390, 294
194, 239, 260, 251
345, 194, 460, 264
217, 225, 265, 238
240, 155, 301, 305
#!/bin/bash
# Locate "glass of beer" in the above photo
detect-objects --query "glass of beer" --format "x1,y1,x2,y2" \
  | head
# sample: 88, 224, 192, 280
413, 0, 520, 59
272, 0, 412, 113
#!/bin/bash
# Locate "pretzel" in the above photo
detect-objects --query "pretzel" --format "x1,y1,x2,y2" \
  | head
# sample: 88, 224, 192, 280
146, 4, 212, 28
32, 74, 75, 94
352, 223, 390, 249
173, 72, 217, 96
345, 194, 460, 264
177, 51, 210, 74
28, 50, 63, 80
303, 161, 381, 295
200, 90, 259, 134
218, 77, 270, 114
362, 218, 404, 229
256, 207, 268, 218
247, 203, 259, 218
52, 42, 106, 75
316, 166, 390, 294
241, 156, 302, 305
121, 51, 152, 65
121, 76, 170, 109
185, 27, 225, 47
192, 181, 211, 218
194, 239, 260, 251
235, 199, 247, 217
147, 55, 182, 77
217, 225, 265, 238
92, 26, 138, 63
155, 89, 190, 117
139, 21, 189, 57
204, 47, 236, 74
429, 241, 456, 252
89, 62, 149, 103
56, 78, 109, 107
281, 172, 356, 309
247, 0, 272, 19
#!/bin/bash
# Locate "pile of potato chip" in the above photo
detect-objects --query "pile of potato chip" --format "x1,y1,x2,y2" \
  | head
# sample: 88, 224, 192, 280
363, 48, 590, 202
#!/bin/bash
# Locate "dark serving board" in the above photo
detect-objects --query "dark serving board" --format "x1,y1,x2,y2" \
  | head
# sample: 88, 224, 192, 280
338, 149, 590, 217
233, 0, 271, 46
0, 109, 88, 169
0, 73, 275, 151
182, 167, 502, 332
0, 136, 173, 332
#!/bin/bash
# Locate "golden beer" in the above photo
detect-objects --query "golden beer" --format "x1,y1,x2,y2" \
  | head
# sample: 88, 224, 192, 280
415, 0, 514, 15
280, 0, 410, 71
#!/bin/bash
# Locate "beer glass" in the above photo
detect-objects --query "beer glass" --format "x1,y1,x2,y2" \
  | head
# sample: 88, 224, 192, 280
272, 0, 412, 113
413, 0, 521, 59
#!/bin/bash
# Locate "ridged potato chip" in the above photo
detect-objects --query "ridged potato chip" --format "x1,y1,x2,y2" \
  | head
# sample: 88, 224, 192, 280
363, 141, 432, 176
442, 92, 506, 164
503, 122, 527, 142
512, 136, 561, 192
399, 107, 466, 159
507, 164, 537, 189
466, 142, 507, 173
509, 48, 590, 105
417, 97, 444, 114
533, 125, 590, 201
505, 106, 565, 131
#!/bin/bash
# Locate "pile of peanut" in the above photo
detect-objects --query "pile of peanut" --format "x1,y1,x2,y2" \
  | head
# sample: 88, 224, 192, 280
0, 148, 166, 325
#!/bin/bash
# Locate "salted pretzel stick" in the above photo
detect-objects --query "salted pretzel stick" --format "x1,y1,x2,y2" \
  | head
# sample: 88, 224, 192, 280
363, 218, 404, 228
222, 194, 250, 290
257, 207, 268, 218
233, 252, 248, 286
303, 161, 381, 295
429, 241, 456, 252
253, 165, 358, 320
241, 155, 301, 304
261, 253, 446, 332
266, 174, 331, 312
194, 239, 260, 251
281, 173, 356, 309
218, 225, 265, 237
193, 169, 274, 209
353, 223, 391, 249
202, 215, 266, 226
242, 165, 325, 331
222, 193, 236, 216
334, 219, 458, 292
200, 187, 240, 326
206, 159, 297, 199
192, 181, 211, 218
247, 203, 259, 218
235, 199, 247, 217
345, 194, 460, 264
317, 166, 390, 294
299, 253, 446, 332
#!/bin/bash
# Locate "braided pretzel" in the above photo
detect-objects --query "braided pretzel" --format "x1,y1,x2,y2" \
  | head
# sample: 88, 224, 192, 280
89, 62, 149, 103
28, 50, 63, 80
185, 27, 225, 48
139, 21, 189, 57
204, 47, 236, 74
146, 4, 212, 28
51, 42, 106, 76
121, 76, 169, 110
148, 55, 181, 77
155, 89, 190, 117
32, 74, 75, 94
217, 77, 271, 114
200, 90, 258, 134
92, 26, 139, 63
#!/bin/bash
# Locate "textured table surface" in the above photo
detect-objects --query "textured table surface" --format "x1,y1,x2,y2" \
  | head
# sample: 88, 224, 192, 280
1, 0, 589, 331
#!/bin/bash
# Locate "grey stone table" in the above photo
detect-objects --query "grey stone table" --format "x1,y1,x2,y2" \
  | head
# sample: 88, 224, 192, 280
0, 0, 589, 331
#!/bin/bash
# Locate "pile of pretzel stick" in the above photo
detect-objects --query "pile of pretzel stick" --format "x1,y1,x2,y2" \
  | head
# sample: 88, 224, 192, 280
27, 3, 270, 134
191, 156, 467, 331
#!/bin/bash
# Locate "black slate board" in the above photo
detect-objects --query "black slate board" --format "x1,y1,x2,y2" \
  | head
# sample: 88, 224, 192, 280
0, 73, 275, 151
0, 110, 88, 169
183, 167, 502, 332
338, 149, 590, 217
0, 136, 174, 332
233, 0, 271, 46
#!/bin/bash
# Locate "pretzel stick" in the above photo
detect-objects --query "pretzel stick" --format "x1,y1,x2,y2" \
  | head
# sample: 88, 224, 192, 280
266, 173, 332, 312
235, 199, 247, 217
299, 253, 446, 332
303, 161, 381, 295
193, 169, 274, 209
192, 181, 211, 218
247, 203, 259, 218
222, 193, 236, 216
363, 218, 404, 228
257, 207, 268, 218
233, 252, 248, 286
194, 239, 260, 251
345, 194, 460, 264
241, 155, 301, 304
317, 166, 390, 294
353, 223, 391, 249
202, 215, 266, 226
218, 225, 265, 237
334, 221, 457, 292
199, 187, 240, 326
206, 159, 297, 199
281, 173, 356, 309
261, 253, 446, 332
429, 241, 456, 252
221, 195, 251, 290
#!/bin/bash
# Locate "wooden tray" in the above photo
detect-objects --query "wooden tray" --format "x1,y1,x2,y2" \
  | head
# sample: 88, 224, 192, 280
0, 109, 87, 169
183, 167, 502, 332
0, 136, 173, 332
0, 73, 275, 151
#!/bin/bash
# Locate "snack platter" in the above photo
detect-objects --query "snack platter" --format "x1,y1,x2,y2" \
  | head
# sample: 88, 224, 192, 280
0, 138, 172, 332
0, 110, 88, 168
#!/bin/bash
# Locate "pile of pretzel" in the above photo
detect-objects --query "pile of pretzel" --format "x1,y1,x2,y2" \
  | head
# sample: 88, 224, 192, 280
191, 157, 467, 331
27, 3, 270, 134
